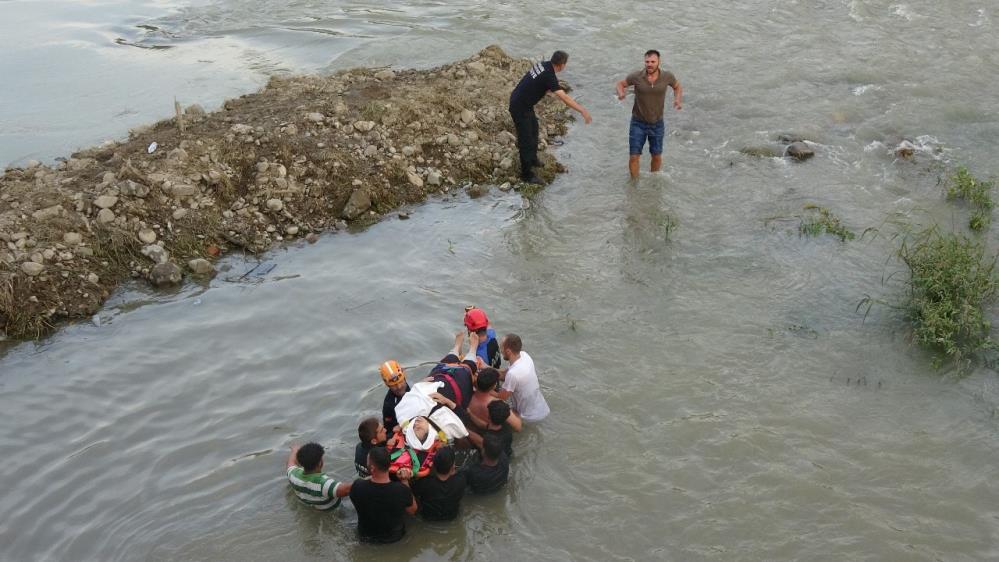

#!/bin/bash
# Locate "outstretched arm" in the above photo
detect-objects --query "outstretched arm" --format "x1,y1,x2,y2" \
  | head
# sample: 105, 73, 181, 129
615, 79, 630, 100
286, 444, 300, 469
554, 90, 593, 124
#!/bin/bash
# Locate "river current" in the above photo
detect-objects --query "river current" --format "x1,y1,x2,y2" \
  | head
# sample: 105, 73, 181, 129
2, 1, 999, 560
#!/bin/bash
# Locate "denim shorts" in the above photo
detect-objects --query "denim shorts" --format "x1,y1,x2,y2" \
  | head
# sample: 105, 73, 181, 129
629, 117, 666, 155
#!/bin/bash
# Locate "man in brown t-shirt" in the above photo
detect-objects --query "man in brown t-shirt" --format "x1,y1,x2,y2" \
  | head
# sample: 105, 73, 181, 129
615, 50, 683, 178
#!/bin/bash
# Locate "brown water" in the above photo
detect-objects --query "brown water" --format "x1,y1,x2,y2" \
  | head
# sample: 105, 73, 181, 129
3, 1, 999, 560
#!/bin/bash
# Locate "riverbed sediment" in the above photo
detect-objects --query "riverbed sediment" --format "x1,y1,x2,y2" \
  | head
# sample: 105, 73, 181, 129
0, 46, 572, 339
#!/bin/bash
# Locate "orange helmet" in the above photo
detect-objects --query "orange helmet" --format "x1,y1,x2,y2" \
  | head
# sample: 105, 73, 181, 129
464, 308, 489, 331
380, 360, 406, 386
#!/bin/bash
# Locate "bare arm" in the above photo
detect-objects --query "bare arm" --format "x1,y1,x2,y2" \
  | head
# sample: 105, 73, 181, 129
615, 79, 630, 100
495, 388, 512, 401
506, 410, 523, 432
335, 481, 352, 497
286, 444, 300, 469
672, 81, 683, 110
554, 90, 592, 124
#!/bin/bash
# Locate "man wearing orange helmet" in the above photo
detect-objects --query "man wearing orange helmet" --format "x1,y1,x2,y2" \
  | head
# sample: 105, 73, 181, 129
464, 307, 501, 369
380, 360, 410, 433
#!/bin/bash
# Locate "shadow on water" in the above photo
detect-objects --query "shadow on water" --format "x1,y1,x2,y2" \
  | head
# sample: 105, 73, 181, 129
621, 173, 677, 259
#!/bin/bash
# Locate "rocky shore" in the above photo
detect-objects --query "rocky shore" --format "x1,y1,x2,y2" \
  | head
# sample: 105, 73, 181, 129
0, 46, 572, 340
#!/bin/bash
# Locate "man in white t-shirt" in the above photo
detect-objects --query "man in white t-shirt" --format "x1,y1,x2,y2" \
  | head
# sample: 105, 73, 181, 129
497, 334, 550, 422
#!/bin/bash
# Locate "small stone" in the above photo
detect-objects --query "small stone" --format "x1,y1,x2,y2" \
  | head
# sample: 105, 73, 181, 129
499, 182, 512, 191
407, 171, 424, 188
353, 121, 376, 132
334, 220, 348, 231
42, 249, 55, 261
460, 109, 475, 125
398, 212, 411, 220
305, 112, 325, 123
374, 69, 395, 80
402, 145, 416, 156
87, 272, 99, 284
138, 228, 157, 244
266, 199, 284, 212
895, 141, 916, 159
306, 233, 320, 244
75, 247, 94, 257
447, 134, 461, 146
172, 208, 189, 220
255, 161, 269, 173
63, 232, 83, 246
94, 195, 119, 209
141, 244, 170, 264
21, 262, 44, 276
30, 252, 44, 264
499, 157, 513, 170
167, 147, 188, 161
26, 159, 41, 169
185, 104, 206, 117
231, 124, 254, 135
427, 170, 442, 186
285, 225, 300, 236
96, 208, 116, 224
466, 61, 486, 75
149, 262, 183, 287
188, 258, 214, 275
364, 145, 379, 157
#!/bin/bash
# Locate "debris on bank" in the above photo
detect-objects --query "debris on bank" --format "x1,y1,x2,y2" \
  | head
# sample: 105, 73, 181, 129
0, 45, 572, 339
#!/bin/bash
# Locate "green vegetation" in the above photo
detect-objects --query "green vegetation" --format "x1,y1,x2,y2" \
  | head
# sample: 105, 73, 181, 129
945, 166, 995, 231
887, 228, 998, 369
656, 213, 677, 241
799, 204, 855, 241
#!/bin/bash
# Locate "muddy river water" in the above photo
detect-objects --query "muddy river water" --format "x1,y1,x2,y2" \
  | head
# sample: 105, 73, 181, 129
2, 1, 999, 560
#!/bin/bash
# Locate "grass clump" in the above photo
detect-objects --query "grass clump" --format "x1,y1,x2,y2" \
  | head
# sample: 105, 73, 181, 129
799, 204, 855, 241
897, 227, 998, 368
946, 166, 995, 231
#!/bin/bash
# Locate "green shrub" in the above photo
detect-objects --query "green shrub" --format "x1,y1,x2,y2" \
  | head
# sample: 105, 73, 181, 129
799, 204, 855, 241
898, 228, 998, 368
946, 166, 995, 231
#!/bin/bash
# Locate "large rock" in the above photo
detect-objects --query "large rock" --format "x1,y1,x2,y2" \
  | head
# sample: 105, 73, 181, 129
21, 262, 44, 276
32, 204, 64, 221
786, 142, 815, 161
149, 262, 183, 287
406, 171, 424, 188
341, 188, 372, 220
94, 195, 118, 209
141, 244, 170, 264
188, 258, 215, 275
96, 208, 116, 224
138, 228, 157, 244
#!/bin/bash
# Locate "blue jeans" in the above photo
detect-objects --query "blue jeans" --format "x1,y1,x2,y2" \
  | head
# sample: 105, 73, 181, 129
629, 117, 665, 155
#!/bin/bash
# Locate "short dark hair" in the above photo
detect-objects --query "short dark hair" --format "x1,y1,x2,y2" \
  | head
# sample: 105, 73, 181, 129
297, 442, 324, 472
368, 446, 391, 472
488, 399, 510, 426
645, 49, 661, 59
551, 50, 568, 66
475, 327, 488, 337
358, 417, 380, 444
477, 367, 500, 392
482, 433, 503, 461
502, 334, 522, 354
434, 447, 455, 475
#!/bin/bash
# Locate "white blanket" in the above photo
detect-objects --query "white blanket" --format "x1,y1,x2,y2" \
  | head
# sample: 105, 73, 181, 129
394, 381, 469, 440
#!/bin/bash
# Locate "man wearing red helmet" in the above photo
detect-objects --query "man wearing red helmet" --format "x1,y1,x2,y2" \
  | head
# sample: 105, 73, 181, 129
464, 307, 501, 369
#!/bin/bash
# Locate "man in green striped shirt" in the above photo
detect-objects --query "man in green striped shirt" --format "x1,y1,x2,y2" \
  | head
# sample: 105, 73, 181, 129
286, 442, 352, 511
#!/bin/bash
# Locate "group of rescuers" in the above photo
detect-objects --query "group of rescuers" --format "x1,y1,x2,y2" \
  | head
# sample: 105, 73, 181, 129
286, 306, 550, 543
284, 47, 680, 544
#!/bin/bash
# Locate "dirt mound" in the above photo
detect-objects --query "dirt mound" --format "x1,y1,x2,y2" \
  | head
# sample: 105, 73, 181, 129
0, 46, 572, 339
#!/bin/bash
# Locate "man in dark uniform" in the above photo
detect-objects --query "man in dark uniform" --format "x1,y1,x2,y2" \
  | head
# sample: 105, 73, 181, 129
509, 50, 592, 185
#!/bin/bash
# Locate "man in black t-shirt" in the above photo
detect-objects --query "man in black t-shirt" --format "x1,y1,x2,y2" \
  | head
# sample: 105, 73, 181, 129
508, 50, 592, 185
463, 432, 510, 494
409, 447, 466, 521
379, 360, 410, 432
349, 447, 417, 543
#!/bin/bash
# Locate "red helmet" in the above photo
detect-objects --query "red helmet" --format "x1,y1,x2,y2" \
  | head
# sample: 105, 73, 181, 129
463, 308, 489, 331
